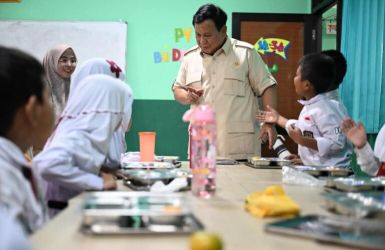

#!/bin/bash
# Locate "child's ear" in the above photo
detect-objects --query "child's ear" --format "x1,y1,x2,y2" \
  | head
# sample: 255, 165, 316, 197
24, 95, 39, 127
303, 80, 312, 90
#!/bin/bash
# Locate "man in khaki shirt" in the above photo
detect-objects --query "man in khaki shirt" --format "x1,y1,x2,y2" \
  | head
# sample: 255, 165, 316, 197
172, 3, 277, 160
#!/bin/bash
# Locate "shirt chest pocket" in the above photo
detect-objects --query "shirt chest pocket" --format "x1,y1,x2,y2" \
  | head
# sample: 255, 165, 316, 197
224, 71, 247, 97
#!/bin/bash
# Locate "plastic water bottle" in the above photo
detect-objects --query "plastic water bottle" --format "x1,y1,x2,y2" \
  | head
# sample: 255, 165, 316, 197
183, 105, 216, 198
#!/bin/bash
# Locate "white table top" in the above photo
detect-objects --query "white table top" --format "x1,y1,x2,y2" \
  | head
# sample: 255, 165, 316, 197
31, 164, 351, 250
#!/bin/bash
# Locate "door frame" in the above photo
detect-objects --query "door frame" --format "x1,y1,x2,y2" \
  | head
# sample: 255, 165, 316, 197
232, 13, 321, 54
312, 0, 342, 50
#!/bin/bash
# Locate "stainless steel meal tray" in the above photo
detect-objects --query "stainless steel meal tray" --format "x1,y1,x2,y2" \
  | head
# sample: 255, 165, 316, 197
326, 177, 385, 192
81, 213, 204, 235
265, 215, 385, 250
323, 191, 385, 219
155, 155, 179, 162
81, 192, 202, 235
121, 169, 192, 191
121, 169, 191, 185
293, 165, 352, 177
82, 192, 190, 215
247, 157, 292, 169
121, 161, 177, 169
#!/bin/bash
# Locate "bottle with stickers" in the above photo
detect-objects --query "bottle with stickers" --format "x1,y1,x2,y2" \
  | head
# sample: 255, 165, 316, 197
183, 105, 217, 198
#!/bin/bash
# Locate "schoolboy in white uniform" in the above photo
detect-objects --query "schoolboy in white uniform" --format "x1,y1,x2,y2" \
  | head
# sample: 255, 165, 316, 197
321, 50, 349, 117
0, 46, 53, 233
257, 53, 352, 167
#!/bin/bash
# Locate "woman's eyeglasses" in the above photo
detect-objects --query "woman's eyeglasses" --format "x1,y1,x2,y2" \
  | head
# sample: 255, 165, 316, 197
58, 57, 77, 65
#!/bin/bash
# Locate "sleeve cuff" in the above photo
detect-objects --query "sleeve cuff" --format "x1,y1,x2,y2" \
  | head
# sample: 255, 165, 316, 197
285, 119, 297, 133
85, 175, 104, 191
355, 142, 374, 158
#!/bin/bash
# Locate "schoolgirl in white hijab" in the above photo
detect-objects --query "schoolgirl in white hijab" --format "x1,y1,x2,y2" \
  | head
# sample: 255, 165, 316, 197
70, 58, 132, 168
33, 74, 133, 217
43, 45, 77, 120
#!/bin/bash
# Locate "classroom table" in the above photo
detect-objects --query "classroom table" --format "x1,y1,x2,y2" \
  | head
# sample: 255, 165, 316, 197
31, 164, 351, 250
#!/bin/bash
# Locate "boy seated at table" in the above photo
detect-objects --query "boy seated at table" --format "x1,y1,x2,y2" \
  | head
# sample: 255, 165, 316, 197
0, 46, 54, 233
257, 53, 352, 167
341, 118, 385, 176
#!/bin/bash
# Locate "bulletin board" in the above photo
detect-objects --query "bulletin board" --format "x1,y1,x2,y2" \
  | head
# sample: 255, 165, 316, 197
0, 20, 127, 68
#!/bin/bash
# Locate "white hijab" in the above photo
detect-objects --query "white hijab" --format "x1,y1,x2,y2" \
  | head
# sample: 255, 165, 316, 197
69, 58, 133, 167
41, 74, 133, 174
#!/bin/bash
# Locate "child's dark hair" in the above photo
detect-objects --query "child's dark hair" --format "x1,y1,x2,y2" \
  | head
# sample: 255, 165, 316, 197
192, 3, 227, 31
0, 46, 45, 136
299, 53, 336, 95
321, 50, 347, 90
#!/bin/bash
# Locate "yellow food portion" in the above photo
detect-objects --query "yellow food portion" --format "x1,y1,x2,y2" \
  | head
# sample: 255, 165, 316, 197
244, 186, 300, 218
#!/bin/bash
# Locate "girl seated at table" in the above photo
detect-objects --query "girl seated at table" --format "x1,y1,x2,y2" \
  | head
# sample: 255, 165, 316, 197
33, 73, 133, 217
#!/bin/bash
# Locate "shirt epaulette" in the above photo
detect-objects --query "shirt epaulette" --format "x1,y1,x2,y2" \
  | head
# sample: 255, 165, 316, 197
184, 45, 199, 56
234, 40, 254, 50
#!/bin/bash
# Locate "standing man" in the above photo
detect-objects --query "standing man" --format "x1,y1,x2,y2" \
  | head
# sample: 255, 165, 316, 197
172, 4, 277, 159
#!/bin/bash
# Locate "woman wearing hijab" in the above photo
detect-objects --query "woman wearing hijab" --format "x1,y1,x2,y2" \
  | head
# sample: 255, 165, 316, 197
69, 58, 133, 168
33, 74, 133, 217
43, 44, 77, 120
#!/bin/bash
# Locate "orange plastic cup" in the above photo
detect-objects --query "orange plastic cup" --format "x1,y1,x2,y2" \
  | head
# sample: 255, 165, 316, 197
139, 132, 156, 162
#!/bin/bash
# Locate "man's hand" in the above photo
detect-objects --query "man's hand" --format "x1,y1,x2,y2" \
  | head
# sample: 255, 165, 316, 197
186, 87, 203, 104
173, 84, 203, 105
341, 118, 367, 149
259, 123, 277, 149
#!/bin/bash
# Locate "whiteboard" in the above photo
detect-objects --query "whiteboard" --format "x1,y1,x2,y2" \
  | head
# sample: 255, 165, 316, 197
0, 20, 127, 68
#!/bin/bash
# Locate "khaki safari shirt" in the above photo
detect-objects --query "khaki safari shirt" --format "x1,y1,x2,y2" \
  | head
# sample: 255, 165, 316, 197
173, 37, 276, 159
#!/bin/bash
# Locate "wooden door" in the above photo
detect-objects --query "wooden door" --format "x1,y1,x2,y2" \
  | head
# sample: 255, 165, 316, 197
233, 13, 321, 156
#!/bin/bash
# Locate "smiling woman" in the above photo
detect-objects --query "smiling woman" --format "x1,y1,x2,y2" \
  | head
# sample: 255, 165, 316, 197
43, 45, 77, 121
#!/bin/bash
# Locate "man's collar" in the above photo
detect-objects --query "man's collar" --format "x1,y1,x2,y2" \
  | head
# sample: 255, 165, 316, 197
200, 36, 230, 57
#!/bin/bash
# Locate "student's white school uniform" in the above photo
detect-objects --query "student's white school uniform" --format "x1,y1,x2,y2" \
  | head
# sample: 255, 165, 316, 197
286, 94, 352, 167
33, 74, 133, 216
355, 125, 385, 176
0, 210, 31, 250
70, 58, 132, 167
0, 137, 47, 233
324, 89, 349, 118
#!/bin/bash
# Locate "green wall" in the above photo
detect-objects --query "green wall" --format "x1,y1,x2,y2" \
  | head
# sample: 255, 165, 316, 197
0, 0, 310, 160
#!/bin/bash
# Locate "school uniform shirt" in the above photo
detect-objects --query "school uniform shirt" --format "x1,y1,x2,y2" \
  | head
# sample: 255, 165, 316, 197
0, 137, 47, 233
0, 210, 31, 250
173, 37, 276, 159
285, 94, 352, 167
323, 89, 349, 118
69, 58, 132, 168
355, 125, 385, 176
33, 75, 133, 216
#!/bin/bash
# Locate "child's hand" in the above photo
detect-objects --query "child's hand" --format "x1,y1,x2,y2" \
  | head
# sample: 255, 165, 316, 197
256, 105, 279, 124
101, 173, 117, 191
285, 154, 303, 165
341, 118, 367, 149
